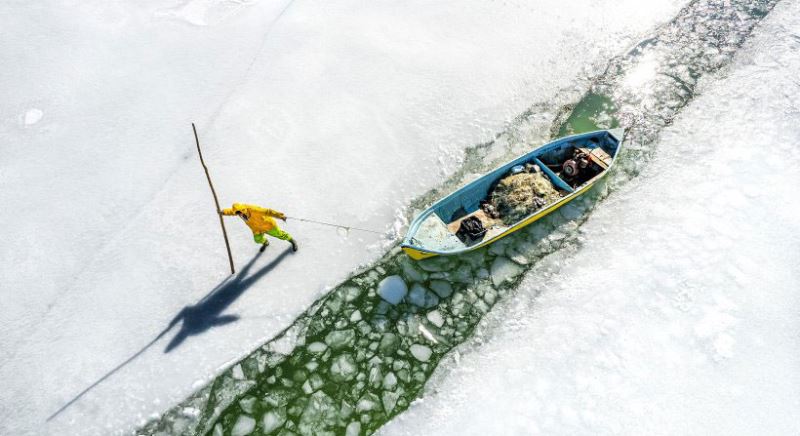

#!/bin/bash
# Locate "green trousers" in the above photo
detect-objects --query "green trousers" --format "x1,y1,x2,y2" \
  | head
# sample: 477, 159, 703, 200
253, 227, 292, 244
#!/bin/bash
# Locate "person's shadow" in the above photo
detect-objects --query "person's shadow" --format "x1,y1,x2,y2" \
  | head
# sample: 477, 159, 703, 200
47, 248, 291, 421
164, 248, 292, 352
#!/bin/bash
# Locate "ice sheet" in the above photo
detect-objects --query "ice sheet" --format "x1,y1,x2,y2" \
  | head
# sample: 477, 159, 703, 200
379, 2, 800, 434
0, 0, 685, 435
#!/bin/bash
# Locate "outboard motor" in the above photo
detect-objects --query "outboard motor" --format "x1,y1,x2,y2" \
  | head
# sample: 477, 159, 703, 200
562, 149, 590, 178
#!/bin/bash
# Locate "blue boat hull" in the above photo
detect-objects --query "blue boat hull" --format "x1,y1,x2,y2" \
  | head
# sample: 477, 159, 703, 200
401, 129, 625, 260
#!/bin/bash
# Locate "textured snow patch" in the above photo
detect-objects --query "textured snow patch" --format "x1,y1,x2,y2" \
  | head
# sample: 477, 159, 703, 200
154, 0, 250, 26
23, 108, 43, 125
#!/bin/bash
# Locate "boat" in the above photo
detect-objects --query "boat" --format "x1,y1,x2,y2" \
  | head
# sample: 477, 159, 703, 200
401, 128, 625, 260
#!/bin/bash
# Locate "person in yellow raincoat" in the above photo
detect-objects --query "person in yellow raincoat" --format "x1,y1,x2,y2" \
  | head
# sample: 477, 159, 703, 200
221, 203, 298, 252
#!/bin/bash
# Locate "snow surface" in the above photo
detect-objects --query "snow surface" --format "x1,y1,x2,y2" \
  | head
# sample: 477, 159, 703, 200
0, 0, 686, 435
380, 3, 800, 435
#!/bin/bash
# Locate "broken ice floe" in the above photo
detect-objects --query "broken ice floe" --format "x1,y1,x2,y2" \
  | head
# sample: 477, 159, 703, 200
378, 275, 408, 305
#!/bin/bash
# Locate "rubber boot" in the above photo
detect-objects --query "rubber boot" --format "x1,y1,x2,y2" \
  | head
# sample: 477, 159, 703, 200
289, 238, 298, 252
259, 240, 270, 253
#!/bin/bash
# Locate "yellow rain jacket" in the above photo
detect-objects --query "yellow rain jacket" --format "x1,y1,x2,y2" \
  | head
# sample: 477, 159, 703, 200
221, 203, 286, 235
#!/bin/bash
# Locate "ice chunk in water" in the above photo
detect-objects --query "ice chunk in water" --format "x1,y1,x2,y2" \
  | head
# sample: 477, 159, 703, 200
402, 261, 427, 282
409, 344, 432, 362
302, 380, 314, 395
325, 329, 355, 350
379, 333, 399, 353
491, 256, 524, 287
382, 390, 400, 413
308, 373, 324, 391
418, 256, 453, 272
345, 421, 362, 436
238, 397, 255, 414
356, 393, 381, 412
508, 251, 530, 265
429, 280, 453, 298
418, 324, 439, 344
383, 371, 398, 390
378, 275, 408, 305
261, 409, 286, 434
231, 415, 255, 436
330, 354, 358, 382
407, 283, 427, 306
299, 391, 337, 433
231, 364, 245, 380
426, 310, 445, 328
408, 283, 439, 308
307, 342, 328, 353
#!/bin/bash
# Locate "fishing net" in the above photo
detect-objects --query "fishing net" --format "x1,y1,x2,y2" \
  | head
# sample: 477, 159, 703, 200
489, 171, 561, 225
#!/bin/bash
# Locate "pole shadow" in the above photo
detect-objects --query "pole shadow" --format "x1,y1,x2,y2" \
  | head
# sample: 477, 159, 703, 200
47, 248, 291, 422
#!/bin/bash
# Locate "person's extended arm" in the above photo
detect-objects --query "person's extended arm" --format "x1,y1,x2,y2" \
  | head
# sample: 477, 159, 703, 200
263, 208, 287, 221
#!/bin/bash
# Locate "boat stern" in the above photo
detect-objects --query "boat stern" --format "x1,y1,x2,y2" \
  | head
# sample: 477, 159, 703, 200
400, 244, 439, 260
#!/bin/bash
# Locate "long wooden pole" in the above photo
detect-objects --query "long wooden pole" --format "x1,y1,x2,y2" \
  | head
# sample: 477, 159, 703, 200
192, 123, 235, 275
